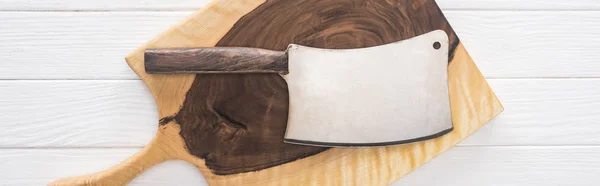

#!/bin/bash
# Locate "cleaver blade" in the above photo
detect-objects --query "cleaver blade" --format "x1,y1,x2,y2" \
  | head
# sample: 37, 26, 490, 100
144, 30, 453, 147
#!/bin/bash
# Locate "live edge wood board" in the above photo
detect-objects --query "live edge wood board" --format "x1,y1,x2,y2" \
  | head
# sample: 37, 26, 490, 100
49, 0, 504, 185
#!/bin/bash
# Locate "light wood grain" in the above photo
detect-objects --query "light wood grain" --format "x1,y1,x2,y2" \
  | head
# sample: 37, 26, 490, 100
2, 79, 596, 147
2, 146, 599, 186
2, 11, 600, 79
1, 0, 599, 10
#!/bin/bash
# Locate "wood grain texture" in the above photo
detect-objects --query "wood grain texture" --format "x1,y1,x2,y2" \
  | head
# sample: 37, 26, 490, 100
49, 0, 503, 185
3, 12, 600, 79
172, 0, 458, 176
170, 73, 327, 175
2, 0, 600, 10
145, 47, 288, 74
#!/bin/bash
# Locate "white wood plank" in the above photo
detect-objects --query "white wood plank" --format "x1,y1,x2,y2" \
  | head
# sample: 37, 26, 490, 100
444, 11, 600, 78
0, 12, 189, 79
1, 0, 599, 11
2, 11, 600, 79
0, 0, 212, 11
1, 147, 598, 186
391, 146, 600, 186
1, 79, 599, 147
0, 148, 208, 186
0, 80, 158, 147
437, 0, 600, 10
461, 79, 600, 146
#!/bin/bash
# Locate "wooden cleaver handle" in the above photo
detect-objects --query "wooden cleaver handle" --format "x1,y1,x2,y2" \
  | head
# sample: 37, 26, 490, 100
145, 47, 288, 74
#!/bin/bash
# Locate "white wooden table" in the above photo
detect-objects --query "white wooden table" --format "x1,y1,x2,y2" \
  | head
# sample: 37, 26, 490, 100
1, 0, 600, 185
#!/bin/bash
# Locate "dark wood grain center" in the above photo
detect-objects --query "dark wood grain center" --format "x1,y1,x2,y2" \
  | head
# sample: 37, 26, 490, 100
167, 0, 460, 175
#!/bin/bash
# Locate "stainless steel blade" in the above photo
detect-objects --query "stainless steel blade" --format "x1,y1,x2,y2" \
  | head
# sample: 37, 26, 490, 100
283, 30, 452, 147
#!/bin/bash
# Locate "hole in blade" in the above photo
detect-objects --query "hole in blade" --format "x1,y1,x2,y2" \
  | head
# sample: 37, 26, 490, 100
433, 42, 441, 50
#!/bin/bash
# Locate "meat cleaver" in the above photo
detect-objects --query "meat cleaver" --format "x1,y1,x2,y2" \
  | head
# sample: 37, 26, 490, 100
144, 30, 453, 147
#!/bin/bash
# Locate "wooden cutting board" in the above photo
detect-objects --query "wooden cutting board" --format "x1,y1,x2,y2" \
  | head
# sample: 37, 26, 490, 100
49, 0, 504, 185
